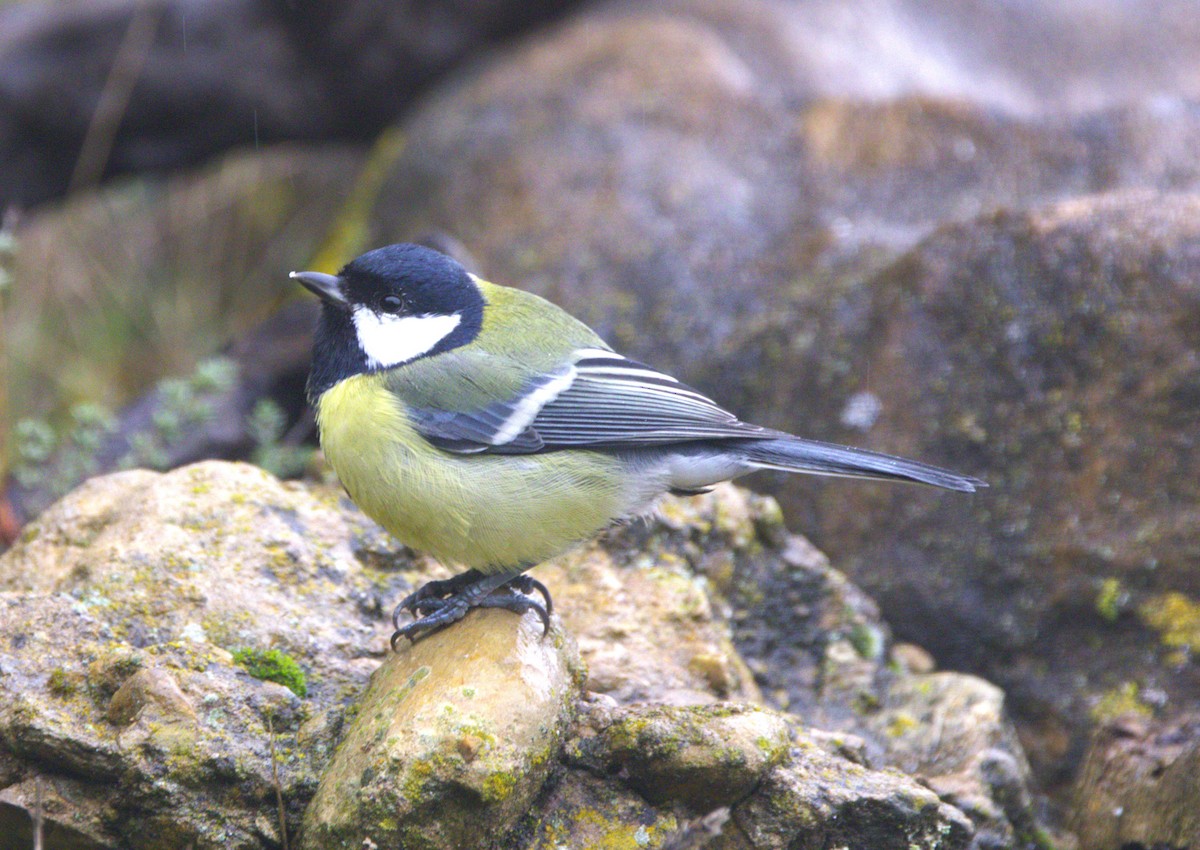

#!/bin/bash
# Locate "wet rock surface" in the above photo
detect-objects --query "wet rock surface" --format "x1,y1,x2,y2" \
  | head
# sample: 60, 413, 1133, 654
565, 702, 791, 812
843, 192, 1200, 788
301, 610, 583, 850
869, 674, 1042, 850
725, 736, 973, 850
0, 462, 1029, 848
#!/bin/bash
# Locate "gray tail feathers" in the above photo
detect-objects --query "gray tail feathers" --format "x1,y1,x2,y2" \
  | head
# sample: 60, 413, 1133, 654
739, 437, 985, 493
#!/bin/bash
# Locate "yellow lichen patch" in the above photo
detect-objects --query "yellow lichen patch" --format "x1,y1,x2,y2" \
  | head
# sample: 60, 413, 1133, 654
47, 667, 78, 697
1139, 591, 1200, 654
481, 770, 518, 803
1090, 681, 1153, 723
886, 711, 918, 738
570, 806, 673, 850
1095, 578, 1124, 623
655, 495, 710, 534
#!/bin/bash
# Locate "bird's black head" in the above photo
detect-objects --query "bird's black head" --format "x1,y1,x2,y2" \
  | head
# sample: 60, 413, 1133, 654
293, 243, 485, 399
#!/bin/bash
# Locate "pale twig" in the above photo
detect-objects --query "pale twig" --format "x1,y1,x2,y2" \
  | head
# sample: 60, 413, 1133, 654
266, 713, 290, 850
68, 0, 162, 194
32, 776, 44, 850
0, 209, 14, 484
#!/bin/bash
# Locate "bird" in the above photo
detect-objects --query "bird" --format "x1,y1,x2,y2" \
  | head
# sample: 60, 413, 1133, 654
292, 243, 984, 646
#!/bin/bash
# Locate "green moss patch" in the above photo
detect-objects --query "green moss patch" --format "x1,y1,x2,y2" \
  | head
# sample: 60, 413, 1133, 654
231, 647, 308, 697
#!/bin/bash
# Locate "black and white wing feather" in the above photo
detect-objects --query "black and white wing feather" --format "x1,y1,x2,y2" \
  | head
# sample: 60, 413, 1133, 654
402, 347, 986, 492
407, 348, 771, 455
527, 349, 769, 447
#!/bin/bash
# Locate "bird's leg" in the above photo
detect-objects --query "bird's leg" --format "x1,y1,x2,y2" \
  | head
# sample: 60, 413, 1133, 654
391, 568, 554, 648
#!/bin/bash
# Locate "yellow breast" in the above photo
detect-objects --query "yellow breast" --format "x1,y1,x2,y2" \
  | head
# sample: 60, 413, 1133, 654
315, 374, 629, 571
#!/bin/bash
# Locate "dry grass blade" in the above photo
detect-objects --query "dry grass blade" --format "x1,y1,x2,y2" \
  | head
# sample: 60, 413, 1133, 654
69, 0, 162, 194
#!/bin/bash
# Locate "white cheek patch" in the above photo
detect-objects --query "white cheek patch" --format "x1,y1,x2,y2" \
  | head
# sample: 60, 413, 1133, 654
352, 308, 462, 369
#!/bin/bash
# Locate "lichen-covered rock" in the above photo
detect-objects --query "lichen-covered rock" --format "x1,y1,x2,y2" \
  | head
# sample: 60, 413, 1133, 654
567, 702, 791, 812
712, 500, 890, 727
568, 484, 1043, 847
300, 609, 583, 850
0, 592, 315, 848
844, 192, 1200, 785
0, 461, 415, 847
541, 486, 770, 705
0, 462, 405, 690
559, 699, 972, 850
722, 734, 973, 850
1071, 713, 1200, 849
524, 770, 680, 850
869, 674, 1041, 849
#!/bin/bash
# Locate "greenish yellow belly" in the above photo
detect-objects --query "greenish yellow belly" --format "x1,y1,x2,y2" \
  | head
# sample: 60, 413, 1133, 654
316, 375, 628, 571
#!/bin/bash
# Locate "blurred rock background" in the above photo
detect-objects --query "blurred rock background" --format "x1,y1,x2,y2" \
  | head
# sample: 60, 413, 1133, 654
2, 0, 1199, 847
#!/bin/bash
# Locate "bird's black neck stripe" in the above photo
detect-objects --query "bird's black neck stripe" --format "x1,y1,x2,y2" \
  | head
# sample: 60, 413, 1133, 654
307, 306, 367, 401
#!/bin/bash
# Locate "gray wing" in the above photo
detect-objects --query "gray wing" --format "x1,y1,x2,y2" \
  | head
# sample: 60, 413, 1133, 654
408, 348, 770, 454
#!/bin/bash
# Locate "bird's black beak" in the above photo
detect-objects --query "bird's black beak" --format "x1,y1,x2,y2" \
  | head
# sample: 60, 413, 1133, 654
291, 270, 348, 309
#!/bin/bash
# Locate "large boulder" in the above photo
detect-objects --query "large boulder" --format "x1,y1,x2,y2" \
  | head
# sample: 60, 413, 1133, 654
841, 192, 1200, 786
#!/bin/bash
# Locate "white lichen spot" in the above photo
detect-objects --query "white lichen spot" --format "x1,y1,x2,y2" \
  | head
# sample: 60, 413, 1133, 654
180, 621, 208, 643
840, 391, 882, 431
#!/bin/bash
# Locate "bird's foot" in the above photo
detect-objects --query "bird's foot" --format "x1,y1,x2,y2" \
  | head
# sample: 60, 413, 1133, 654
473, 588, 551, 635
391, 568, 484, 629
391, 570, 553, 648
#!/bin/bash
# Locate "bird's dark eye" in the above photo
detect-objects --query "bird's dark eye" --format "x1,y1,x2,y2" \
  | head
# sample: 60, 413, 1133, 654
379, 294, 405, 314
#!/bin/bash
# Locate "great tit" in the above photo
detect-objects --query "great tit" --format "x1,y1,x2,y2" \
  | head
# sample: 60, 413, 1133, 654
293, 244, 984, 645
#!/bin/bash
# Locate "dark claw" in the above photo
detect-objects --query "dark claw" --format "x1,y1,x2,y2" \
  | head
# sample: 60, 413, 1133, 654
390, 569, 555, 648
391, 597, 472, 649
503, 575, 553, 617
